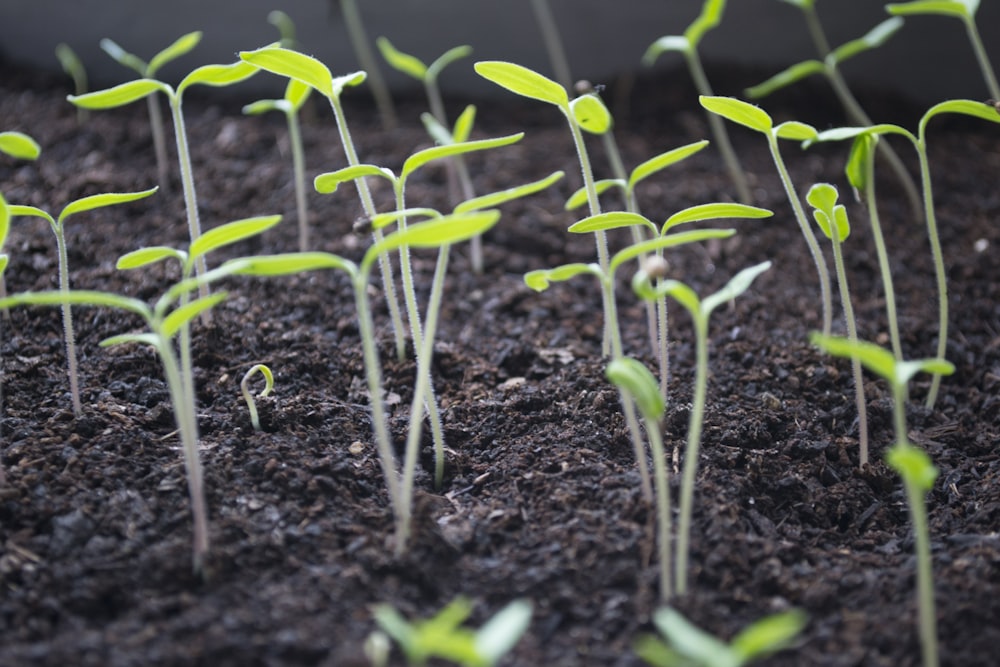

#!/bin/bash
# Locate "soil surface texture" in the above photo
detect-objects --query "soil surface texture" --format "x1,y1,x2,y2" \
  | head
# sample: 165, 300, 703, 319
1, 58, 999, 667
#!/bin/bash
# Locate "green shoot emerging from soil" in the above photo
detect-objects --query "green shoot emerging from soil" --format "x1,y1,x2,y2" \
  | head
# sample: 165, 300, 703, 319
810, 333, 954, 667
643, 0, 753, 204
241, 363, 274, 433
635, 606, 807, 667
806, 183, 869, 465
371, 597, 533, 667
10, 187, 159, 416
699, 95, 833, 337
243, 79, 314, 251
100, 31, 202, 193
634, 260, 772, 596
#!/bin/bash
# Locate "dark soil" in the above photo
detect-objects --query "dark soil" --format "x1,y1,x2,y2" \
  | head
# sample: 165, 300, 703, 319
1, 57, 999, 667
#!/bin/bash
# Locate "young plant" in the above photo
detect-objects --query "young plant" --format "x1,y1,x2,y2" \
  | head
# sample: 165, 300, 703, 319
808, 98, 1000, 407
69, 51, 260, 303
643, 0, 753, 204
231, 211, 501, 555
887, 0, 999, 100
267, 9, 298, 49
337, 0, 397, 130
699, 95, 833, 337
810, 333, 955, 667
10, 187, 159, 416
746, 9, 921, 217
241, 363, 274, 432
635, 606, 807, 667
633, 260, 772, 596
529, 0, 574, 90
100, 31, 203, 193
55, 43, 88, 124
606, 357, 672, 600
806, 183, 869, 465
239, 45, 407, 359
371, 596, 533, 667
243, 79, 314, 251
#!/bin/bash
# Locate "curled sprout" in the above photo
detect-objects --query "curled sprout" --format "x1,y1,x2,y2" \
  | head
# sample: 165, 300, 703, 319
241, 364, 275, 432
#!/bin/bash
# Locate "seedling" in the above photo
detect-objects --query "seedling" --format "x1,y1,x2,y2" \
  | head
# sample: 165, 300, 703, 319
371, 596, 533, 667
807, 98, 1000, 407
241, 363, 274, 432
55, 43, 88, 124
10, 187, 158, 416
633, 260, 772, 595
643, 0, 753, 204
746, 10, 921, 217
806, 183, 869, 465
810, 333, 954, 667
887, 0, 999, 100
635, 606, 807, 667
239, 45, 407, 359
243, 79, 314, 250
69, 54, 259, 310
529, 0, 574, 90
100, 31, 203, 193
267, 10, 298, 49
337, 0, 397, 130
607, 357, 672, 600
699, 96, 833, 337
231, 211, 501, 555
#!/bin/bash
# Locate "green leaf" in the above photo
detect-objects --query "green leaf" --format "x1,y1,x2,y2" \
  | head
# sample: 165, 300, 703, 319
474, 61, 569, 107
189, 215, 281, 260
634, 634, 688, 667
101, 332, 160, 348
242, 99, 289, 116
745, 60, 825, 100
701, 260, 772, 317
0, 289, 149, 316
421, 112, 454, 145
628, 140, 709, 192
452, 104, 477, 143
0, 131, 41, 160
69, 79, 167, 109
474, 600, 532, 666
779, 0, 814, 8
58, 187, 158, 224
610, 228, 736, 274
886, 441, 939, 492
569, 211, 657, 235
564, 179, 623, 211
571, 94, 612, 134
368, 211, 501, 266
402, 133, 523, 179
0, 255, 9, 275
372, 605, 420, 663
376, 36, 427, 80
886, 0, 975, 19
370, 208, 441, 231
228, 252, 356, 278
427, 45, 473, 82
268, 10, 297, 48
831, 17, 904, 64
162, 291, 228, 338
652, 608, 737, 667
922, 99, 1000, 132
116, 246, 186, 270
812, 123, 914, 145
99, 38, 148, 75
809, 332, 898, 385
524, 263, 600, 291
240, 46, 334, 98
806, 183, 839, 215
641, 36, 691, 66
147, 31, 203, 77
284, 78, 312, 111
699, 96, 772, 133
806, 183, 850, 242
454, 171, 564, 214
774, 121, 818, 141
685, 0, 727, 46
314, 164, 395, 194
606, 357, 665, 421
55, 43, 86, 81
243, 363, 275, 397
844, 134, 876, 192
731, 610, 807, 662
8, 204, 54, 225
178, 59, 259, 95
662, 203, 772, 233
0, 193, 8, 250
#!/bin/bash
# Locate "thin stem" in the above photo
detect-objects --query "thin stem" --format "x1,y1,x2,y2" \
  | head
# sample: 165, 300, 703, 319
767, 134, 833, 336
56, 229, 82, 417
903, 468, 939, 667
530, 0, 573, 91
656, 278, 670, 400
964, 15, 1000, 100
147, 94, 171, 195
169, 97, 210, 306
686, 51, 753, 204
286, 108, 310, 252
863, 142, 903, 360
915, 145, 948, 409
339, 0, 397, 131
644, 415, 672, 601
830, 234, 869, 466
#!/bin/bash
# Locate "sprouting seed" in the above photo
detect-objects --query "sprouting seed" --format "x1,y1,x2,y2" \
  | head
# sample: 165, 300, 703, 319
241, 364, 274, 432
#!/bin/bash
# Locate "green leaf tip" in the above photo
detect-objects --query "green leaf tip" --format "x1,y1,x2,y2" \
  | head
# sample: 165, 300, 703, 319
474, 61, 569, 107
606, 357, 664, 422
699, 96, 773, 133
0, 131, 41, 161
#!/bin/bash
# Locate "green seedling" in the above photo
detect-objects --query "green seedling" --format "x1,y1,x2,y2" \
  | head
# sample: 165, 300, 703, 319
100, 31, 203, 193
241, 363, 274, 432
239, 45, 407, 359
231, 211, 501, 555
243, 79, 314, 251
633, 260, 772, 596
336, 0, 397, 130
635, 606, 807, 667
699, 95, 833, 337
643, 0, 753, 204
10, 187, 158, 416
806, 183, 869, 465
527, 226, 739, 503
807, 98, 1000, 407
371, 596, 533, 667
267, 10, 298, 49
70, 51, 260, 308
476, 60, 619, 354
810, 333, 954, 667
887, 0, 999, 100
0, 131, 41, 304
607, 357, 672, 600
529, 0, 574, 90
746, 9, 921, 217
55, 43, 88, 124
377, 38, 472, 129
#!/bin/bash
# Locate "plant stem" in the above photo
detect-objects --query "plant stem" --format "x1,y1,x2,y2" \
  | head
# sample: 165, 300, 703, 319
339, 0, 398, 131
914, 143, 947, 409
963, 15, 1000, 100
147, 94, 171, 195
286, 107, 310, 252
862, 141, 903, 361
767, 133, 833, 337
55, 229, 82, 417
901, 455, 939, 667
644, 414, 672, 601
168, 97, 210, 307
